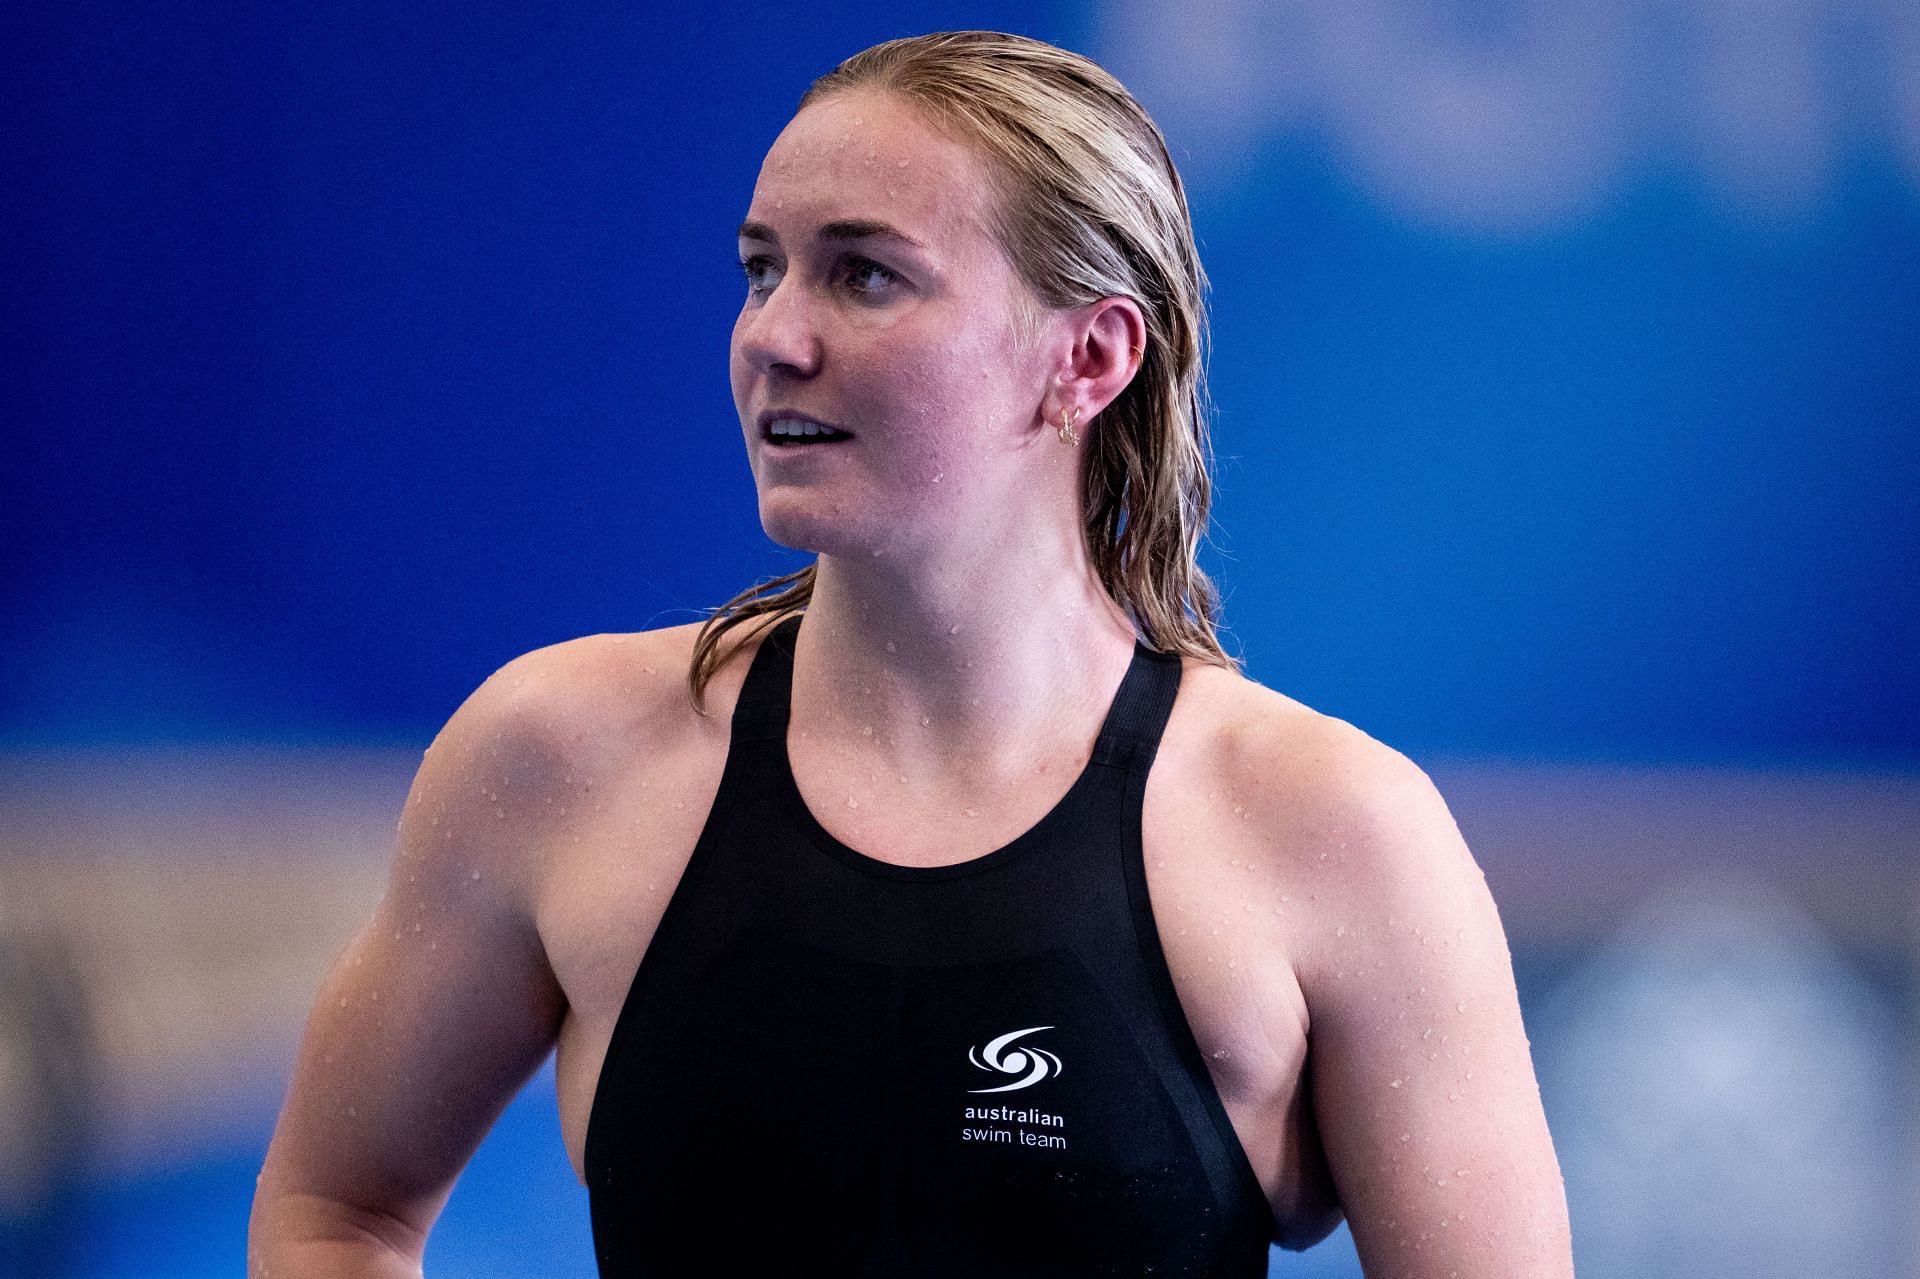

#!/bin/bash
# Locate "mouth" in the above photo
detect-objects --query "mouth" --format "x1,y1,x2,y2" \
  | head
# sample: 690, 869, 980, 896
759, 411, 856, 448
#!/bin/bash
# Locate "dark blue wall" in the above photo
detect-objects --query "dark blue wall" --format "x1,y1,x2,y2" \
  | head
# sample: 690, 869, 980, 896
7, 2, 1916, 765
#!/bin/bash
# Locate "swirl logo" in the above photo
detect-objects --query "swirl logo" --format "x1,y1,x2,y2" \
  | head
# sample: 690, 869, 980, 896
966, 1025, 1064, 1093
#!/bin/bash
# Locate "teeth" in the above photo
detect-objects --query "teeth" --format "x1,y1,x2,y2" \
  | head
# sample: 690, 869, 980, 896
769, 418, 841, 438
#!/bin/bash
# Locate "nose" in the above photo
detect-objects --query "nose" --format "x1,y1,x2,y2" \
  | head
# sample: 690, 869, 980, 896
736, 276, 822, 378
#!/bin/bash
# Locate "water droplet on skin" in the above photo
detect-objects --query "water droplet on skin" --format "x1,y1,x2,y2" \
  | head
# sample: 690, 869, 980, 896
847, 796, 858, 808
1399, 1131, 1410, 1141
470, 869, 481, 881
1229, 857, 1239, 866
862, 725, 874, 736
896, 159, 909, 168
412, 921, 422, 933
948, 623, 959, 633
1390, 1078, 1403, 1088
494, 808, 504, 819
965, 808, 978, 817
1227, 959, 1237, 968
1456, 1001, 1468, 1012
1336, 925, 1347, 937
1209, 927, 1220, 935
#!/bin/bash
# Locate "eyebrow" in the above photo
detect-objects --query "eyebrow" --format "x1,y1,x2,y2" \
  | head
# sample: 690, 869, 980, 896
736, 218, 926, 250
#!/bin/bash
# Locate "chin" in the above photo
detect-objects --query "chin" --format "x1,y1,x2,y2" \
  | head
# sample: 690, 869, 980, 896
757, 496, 875, 559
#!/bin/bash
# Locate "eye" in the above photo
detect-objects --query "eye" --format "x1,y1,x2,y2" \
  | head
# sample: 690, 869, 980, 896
843, 255, 899, 296
737, 253, 778, 297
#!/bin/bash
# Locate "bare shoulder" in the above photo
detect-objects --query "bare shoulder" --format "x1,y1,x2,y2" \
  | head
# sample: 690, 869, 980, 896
449, 619, 774, 798
1173, 655, 1434, 822
1173, 658, 1479, 955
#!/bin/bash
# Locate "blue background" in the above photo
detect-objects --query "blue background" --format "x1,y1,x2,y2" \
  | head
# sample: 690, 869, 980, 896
9, 1, 1914, 763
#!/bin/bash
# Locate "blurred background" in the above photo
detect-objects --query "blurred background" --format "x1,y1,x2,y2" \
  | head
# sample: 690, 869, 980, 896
3, 0, 1916, 1275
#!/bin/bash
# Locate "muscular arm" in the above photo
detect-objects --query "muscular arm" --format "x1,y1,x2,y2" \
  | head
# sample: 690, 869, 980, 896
1292, 729, 1573, 1277
248, 655, 573, 1277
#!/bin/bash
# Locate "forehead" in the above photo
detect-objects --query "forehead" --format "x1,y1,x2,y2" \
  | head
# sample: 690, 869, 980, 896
746, 90, 998, 256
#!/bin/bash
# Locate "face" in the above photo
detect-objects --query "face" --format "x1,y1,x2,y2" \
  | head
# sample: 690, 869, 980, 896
730, 89, 1058, 558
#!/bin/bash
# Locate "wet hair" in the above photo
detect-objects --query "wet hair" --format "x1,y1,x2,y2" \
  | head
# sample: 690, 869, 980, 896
687, 29, 1238, 712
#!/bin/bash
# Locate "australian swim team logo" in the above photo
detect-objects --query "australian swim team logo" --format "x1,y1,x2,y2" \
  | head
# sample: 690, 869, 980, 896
965, 1025, 1064, 1093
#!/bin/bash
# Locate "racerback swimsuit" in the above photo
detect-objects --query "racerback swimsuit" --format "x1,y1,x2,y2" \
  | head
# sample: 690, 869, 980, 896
585, 612, 1277, 1276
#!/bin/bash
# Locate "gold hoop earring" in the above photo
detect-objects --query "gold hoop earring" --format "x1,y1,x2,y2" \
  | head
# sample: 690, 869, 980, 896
1057, 405, 1080, 446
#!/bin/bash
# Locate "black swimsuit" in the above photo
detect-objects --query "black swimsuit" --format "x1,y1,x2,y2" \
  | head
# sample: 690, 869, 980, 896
585, 612, 1276, 1275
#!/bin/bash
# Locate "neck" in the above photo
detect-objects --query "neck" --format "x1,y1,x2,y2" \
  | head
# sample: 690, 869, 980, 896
791, 524, 1140, 785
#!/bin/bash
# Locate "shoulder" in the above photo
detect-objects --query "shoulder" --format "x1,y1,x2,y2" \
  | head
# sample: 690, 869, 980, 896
1175, 656, 1435, 821
408, 622, 741, 841
1177, 659, 1480, 954
445, 619, 768, 759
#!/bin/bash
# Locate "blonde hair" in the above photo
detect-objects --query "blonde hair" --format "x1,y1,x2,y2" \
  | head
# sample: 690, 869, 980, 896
687, 30, 1238, 713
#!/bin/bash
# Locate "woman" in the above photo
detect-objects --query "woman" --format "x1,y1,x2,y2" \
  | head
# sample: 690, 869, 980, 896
250, 30, 1573, 1278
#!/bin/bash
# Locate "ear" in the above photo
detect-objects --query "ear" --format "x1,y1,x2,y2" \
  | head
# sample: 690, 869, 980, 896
1040, 297, 1147, 440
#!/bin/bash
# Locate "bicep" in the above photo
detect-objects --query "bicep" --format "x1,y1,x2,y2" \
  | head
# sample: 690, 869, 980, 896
256, 678, 569, 1253
1300, 751, 1572, 1277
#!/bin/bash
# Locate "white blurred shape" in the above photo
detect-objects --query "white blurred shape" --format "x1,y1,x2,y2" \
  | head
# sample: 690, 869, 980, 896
1690, 0, 1837, 224
1314, 0, 1635, 234
1533, 868, 1905, 1278
1095, 0, 1919, 236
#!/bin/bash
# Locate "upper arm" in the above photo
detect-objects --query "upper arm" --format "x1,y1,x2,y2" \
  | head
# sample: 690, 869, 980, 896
1291, 729, 1572, 1277
252, 650, 576, 1260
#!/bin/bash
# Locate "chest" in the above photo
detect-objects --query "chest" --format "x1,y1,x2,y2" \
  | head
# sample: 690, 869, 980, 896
535, 709, 1315, 1199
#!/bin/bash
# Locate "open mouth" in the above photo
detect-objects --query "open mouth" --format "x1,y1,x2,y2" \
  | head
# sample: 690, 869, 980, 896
763, 418, 855, 446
